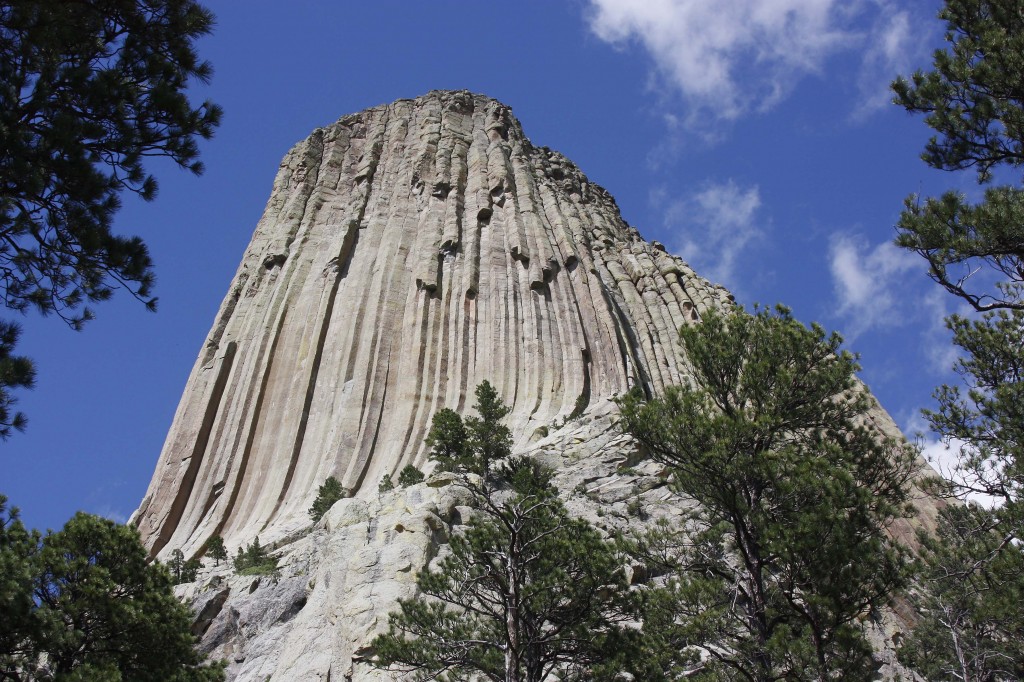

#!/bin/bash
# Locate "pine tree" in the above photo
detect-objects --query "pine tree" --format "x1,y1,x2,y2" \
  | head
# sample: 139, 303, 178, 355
619, 306, 916, 681
891, 3, 1024, 676
892, 0, 1024, 313
0, 501, 223, 680
309, 476, 348, 522
0, 322, 34, 438
397, 464, 425, 487
169, 549, 202, 584
206, 535, 227, 566
425, 380, 512, 478
232, 537, 277, 576
371, 457, 633, 682
0, 0, 222, 433
0, 496, 38, 678
898, 505, 1024, 681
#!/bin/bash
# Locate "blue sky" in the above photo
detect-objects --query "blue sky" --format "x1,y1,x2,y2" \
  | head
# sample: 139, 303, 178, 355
5, 0, 967, 531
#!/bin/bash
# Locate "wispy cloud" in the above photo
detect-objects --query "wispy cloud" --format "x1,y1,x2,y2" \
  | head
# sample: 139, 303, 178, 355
584, 0, 932, 129
852, 4, 922, 120
655, 180, 763, 289
828, 232, 966, 370
90, 505, 130, 524
828, 233, 918, 337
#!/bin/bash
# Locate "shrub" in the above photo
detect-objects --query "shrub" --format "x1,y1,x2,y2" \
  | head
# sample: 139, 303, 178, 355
397, 465, 425, 487
309, 476, 349, 521
232, 537, 278, 576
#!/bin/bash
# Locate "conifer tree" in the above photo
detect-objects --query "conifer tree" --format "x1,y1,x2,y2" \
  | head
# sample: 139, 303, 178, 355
232, 536, 277, 576
372, 458, 632, 682
0, 322, 34, 438
397, 464, 425, 487
206, 535, 227, 566
619, 306, 916, 681
892, 2, 1024, 676
0, 496, 37, 677
892, 0, 1024, 314
425, 380, 512, 478
373, 384, 634, 681
0, 499, 223, 680
309, 476, 348, 522
0, 0, 222, 433
169, 548, 202, 584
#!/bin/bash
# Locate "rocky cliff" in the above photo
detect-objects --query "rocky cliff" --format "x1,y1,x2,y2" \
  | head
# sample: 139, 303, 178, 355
134, 90, 734, 558
134, 91, 922, 680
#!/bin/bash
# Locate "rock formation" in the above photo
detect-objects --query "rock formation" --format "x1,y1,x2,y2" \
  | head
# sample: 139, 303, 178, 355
134, 90, 733, 558
134, 91, 925, 680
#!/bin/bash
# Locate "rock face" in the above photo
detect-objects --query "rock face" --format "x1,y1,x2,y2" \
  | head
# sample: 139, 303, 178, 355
138, 91, 925, 680
134, 90, 733, 558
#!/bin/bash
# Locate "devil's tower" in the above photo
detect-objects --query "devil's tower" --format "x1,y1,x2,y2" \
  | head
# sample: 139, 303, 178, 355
132, 92, 921, 680
134, 90, 734, 557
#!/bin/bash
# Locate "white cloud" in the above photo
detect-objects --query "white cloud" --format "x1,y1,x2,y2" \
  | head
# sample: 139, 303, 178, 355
585, 0, 931, 128
903, 414, 1001, 508
828, 233, 918, 337
657, 180, 763, 287
852, 5, 921, 120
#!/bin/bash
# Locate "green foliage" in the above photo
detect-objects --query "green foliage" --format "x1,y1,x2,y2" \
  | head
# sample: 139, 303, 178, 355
233, 537, 277, 576
0, 0, 222, 325
169, 548, 202, 584
424, 407, 469, 472
619, 306, 916, 681
308, 476, 348, 522
892, 0, 1024, 312
397, 464, 425, 487
371, 457, 634, 682
899, 505, 1024, 681
0, 0, 221, 435
569, 393, 588, 421
378, 473, 394, 493
0, 496, 38, 677
205, 535, 227, 566
893, 3, 1024, 677
425, 380, 512, 478
0, 497, 223, 680
926, 309, 1024, 511
0, 321, 34, 439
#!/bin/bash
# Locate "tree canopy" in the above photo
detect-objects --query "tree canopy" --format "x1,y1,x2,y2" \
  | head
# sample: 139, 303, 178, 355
892, 2, 1024, 678
373, 459, 633, 682
0, 0, 221, 434
309, 475, 348, 522
619, 306, 916, 681
892, 0, 1024, 313
0, 496, 223, 680
373, 384, 634, 682
425, 380, 512, 479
